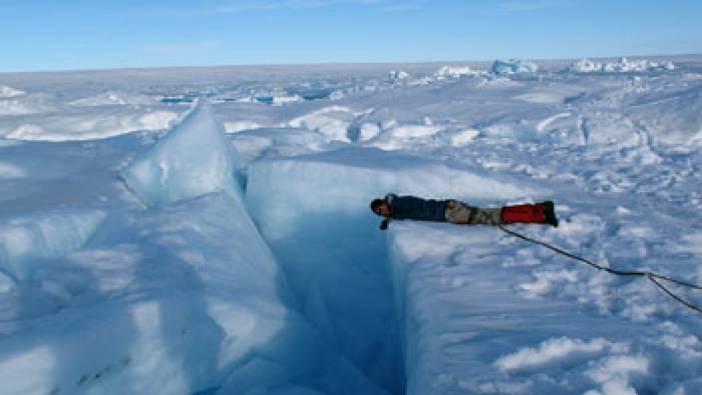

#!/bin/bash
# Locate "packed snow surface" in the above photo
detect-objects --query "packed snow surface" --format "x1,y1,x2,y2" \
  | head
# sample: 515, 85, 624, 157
0, 54, 701, 394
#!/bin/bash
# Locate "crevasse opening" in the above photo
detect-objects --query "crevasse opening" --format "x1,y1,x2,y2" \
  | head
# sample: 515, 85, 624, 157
244, 147, 540, 394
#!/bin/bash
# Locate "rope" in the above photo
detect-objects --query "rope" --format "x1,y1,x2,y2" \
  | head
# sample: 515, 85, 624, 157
497, 225, 702, 314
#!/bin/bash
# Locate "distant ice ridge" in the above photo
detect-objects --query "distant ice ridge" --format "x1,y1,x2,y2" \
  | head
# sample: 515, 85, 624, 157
570, 57, 675, 73
120, 101, 239, 206
492, 59, 538, 75
434, 65, 481, 79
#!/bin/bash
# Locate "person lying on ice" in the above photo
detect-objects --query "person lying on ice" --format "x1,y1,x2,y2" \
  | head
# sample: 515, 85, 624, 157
370, 194, 558, 230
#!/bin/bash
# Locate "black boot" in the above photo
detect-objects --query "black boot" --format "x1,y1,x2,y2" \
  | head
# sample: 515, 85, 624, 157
543, 201, 559, 227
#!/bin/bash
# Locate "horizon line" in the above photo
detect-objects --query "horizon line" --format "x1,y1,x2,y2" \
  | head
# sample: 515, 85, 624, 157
2, 52, 700, 75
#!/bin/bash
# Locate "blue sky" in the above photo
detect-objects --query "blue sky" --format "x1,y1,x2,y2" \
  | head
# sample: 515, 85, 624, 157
2, 0, 700, 72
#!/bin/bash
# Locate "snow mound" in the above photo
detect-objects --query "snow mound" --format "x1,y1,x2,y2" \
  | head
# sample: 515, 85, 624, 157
272, 94, 303, 105
120, 102, 239, 206
449, 128, 480, 146
0, 86, 25, 98
570, 58, 604, 73
229, 127, 327, 168
4, 110, 178, 142
386, 123, 443, 139
288, 106, 358, 142
492, 59, 538, 75
0, 94, 55, 116
68, 91, 155, 107
435, 65, 480, 79
389, 70, 410, 82
570, 57, 675, 73
251, 92, 304, 106
495, 337, 623, 373
137, 110, 178, 131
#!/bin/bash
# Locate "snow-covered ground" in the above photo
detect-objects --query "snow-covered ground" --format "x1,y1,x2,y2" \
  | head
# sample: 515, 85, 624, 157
0, 54, 701, 394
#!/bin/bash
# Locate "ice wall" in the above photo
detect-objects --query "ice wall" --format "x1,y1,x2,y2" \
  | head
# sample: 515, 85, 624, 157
245, 147, 543, 393
120, 101, 239, 206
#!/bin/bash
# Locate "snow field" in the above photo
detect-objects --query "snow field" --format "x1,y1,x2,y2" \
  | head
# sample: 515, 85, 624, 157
0, 55, 700, 394
389, 221, 702, 394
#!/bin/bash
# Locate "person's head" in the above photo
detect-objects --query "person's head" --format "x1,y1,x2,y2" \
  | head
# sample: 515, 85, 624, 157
370, 198, 390, 217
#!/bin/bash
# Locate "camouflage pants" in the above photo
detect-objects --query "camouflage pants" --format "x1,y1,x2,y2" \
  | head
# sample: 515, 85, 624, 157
444, 199, 502, 225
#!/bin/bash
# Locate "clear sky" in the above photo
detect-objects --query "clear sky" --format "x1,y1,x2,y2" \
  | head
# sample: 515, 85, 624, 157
2, 0, 700, 72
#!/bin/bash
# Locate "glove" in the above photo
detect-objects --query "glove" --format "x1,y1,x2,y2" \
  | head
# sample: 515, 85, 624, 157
380, 218, 390, 230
